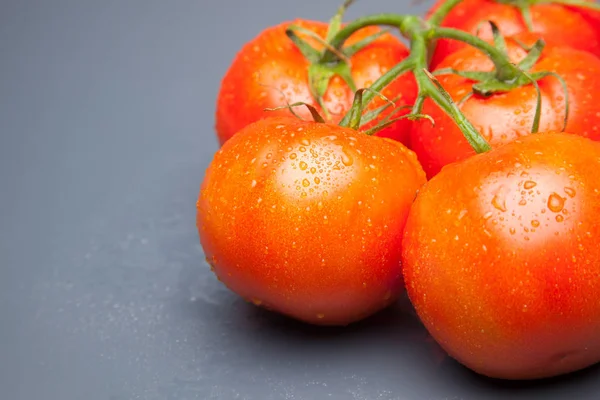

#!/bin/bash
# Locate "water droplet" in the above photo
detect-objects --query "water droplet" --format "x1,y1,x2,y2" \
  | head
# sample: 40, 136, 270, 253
314, 177, 321, 184
524, 181, 537, 190
299, 161, 308, 171
548, 193, 566, 213
289, 153, 297, 160
556, 214, 565, 223
302, 178, 310, 187
341, 149, 354, 166
564, 187, 576, 198
509, 227, 516, 235
300, 139, 310, 146
491, 187, 507, 212
519, 199, 527, 206
251, 180, 257, 188
531, 220, 540, 227
299, 146, 306, 152
310, 167, 316, 174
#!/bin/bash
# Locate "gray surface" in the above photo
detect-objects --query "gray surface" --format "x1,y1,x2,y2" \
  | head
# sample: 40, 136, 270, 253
2, 0, 600, 399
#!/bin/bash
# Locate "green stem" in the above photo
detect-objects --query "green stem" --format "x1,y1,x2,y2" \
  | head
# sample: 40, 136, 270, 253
339, 58, 415, 127
410, 34, 491, 153
322, 14, 410, 63
427, 0, 464, 26
431, 27, 521, 82
329, 13, 492, 153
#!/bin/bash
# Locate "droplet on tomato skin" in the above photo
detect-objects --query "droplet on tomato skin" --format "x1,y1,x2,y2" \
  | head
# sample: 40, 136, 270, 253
523, 180, 537, 190
531, 220, 540, 228
548, 193, 566, 213
564, 187, 576, 198
491, 190, 507, 212
289, 153, 297, 160
299, 161, 308, 171
251, 180, 257, 188
302, 178, 310, 187
556, 215, 565, 223
341, 150, 354, 166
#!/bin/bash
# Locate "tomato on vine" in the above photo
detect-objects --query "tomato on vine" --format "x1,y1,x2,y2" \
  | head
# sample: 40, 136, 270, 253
215, 2, 417, 146
427, 0, 600, 68
411, 31, 600, 178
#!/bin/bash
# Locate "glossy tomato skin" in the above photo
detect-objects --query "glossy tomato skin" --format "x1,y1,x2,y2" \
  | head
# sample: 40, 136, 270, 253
198, 117, 426, 326
411, 38, 600, 178
215, 20, 417, 146
403, 133, 600, 380
428, 0, 600, 68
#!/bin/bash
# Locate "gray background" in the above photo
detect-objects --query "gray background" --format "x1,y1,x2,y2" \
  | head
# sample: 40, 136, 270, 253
2, 0, 599, 399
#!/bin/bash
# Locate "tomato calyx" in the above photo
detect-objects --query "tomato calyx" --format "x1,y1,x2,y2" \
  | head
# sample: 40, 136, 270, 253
433, 22, 570, 133
284, 0, 387, 120
342, 88, 434, 135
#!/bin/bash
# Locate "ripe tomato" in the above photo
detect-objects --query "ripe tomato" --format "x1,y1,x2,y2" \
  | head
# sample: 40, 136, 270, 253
197, 117, 426, 326
411, 37, 600, 178
428, 0, 600, 68
403, 133, 600, 380
215, 20, 417, 146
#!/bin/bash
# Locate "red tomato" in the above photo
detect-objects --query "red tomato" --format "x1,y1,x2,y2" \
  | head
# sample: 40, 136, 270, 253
411, 37, 600, 178
197, 117, 426, 326
215, 20, 417, 146
428, 0, 600, 68
403, 132, 600, 380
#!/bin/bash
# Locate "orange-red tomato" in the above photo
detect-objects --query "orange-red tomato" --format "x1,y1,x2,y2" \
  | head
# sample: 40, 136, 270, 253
215, 20, 417, 146
428, 0, 600, 68
403, 133, 600, 380
411, 37, 600, 178
197, 117, 426, 325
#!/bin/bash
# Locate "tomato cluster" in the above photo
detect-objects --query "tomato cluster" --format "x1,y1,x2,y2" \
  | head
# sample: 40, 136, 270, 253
198, 0, 600, 381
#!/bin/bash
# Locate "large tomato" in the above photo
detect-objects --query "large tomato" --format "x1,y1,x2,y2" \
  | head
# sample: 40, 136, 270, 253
403, 132, 600, 380
215, 20, 417, 146
197, 116, 426, 326
428, 0, 600, 68
410, 37, 600, 178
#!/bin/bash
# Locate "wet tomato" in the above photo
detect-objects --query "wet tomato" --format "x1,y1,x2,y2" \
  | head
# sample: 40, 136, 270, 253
403, 132, 600, 379
411, 37, 600, 178
215, 20, 417, 146
428, 0, 600, 68
197, 117, 426, 325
